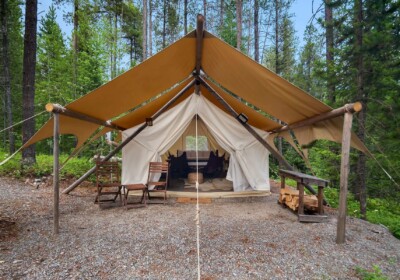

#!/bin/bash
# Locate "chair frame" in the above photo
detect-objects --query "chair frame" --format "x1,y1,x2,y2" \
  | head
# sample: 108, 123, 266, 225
147, 162, 169, 204
95, 161, 123, 206
123, 184, 147, 209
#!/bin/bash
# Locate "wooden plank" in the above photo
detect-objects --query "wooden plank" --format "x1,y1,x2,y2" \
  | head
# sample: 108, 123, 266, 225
318, 186, 324, 215
176, 197, 212, 204
336, 112, 353, 244
298, 214, 328, 223
298, 183, 304, 215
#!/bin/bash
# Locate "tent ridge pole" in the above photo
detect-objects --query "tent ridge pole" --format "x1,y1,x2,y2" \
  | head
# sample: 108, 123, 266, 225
63, 79, 196, 194
45, 103, 126, 131
271, 102, 363, 134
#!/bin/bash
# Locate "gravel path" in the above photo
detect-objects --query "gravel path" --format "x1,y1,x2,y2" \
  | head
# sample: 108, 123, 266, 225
0, 177, 399, 279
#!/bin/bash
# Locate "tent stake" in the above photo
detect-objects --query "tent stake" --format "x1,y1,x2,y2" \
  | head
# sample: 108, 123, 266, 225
63, 79, 196, 194
336, 111, 353, 244
53, 112, 60, 234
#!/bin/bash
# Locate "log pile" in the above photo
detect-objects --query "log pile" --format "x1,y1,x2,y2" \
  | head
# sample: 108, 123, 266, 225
279, 187, 319, 212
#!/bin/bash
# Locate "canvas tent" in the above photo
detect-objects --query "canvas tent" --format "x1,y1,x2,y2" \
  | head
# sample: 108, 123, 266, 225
21, 23, 367, 194
122, 93, 269, 191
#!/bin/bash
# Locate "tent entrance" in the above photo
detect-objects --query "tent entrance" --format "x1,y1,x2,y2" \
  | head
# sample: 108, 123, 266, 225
164, 116, 231, 191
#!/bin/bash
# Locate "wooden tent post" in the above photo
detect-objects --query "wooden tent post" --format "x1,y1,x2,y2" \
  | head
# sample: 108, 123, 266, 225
62, 79, 196, 194
336, 111, 353, 244
53, 112, 60, 234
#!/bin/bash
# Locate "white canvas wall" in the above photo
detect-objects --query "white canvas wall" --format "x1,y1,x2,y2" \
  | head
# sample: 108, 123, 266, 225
122, 93, 270, 191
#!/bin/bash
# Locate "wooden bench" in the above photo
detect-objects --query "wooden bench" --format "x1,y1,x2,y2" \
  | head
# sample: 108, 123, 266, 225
279, 169, 329, 223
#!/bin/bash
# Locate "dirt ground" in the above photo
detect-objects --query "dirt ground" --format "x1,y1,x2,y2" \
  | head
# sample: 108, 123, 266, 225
0, 177, 399, 279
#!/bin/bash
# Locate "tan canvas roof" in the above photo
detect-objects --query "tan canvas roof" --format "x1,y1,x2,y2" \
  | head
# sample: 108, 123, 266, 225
24, 30, 368, 154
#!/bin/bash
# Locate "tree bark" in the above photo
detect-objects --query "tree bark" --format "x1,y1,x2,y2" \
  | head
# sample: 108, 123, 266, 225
325, 0, 335, 104
236, 0, 242, 50
274, 0, 283, 156
354, 0, 367, 220
149, 0, 152, 56
184, 0, 188, 34
1, 0, 15, 153
73, 0, 79, 98
203, 0, 207, 29
220, 0, 224, 31
143, 0, 147, 60
254, 0, 259, 62
162, 0, 166, 48
22, 0, 37, 165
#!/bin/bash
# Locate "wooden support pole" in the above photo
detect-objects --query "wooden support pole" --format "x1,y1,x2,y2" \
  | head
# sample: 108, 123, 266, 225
63, 79, 196, 194
195, 14, 205, 95
45, 103, 126, 131
53, 113, 60, 234
336, 112, 353, 244
271, 102, 362, 134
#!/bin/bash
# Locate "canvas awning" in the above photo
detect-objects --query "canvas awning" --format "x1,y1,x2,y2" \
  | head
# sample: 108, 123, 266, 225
23, 30, 368, 155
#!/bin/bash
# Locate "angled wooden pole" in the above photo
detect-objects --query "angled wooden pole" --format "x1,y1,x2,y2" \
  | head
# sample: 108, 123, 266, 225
53, 112, 60, 234
199, 77, 292, 167
63, 79, 196, 194
271, 102, 362, 134
336, 111, 354, 244
200, 76, 328, 203
45, 103, 126, 131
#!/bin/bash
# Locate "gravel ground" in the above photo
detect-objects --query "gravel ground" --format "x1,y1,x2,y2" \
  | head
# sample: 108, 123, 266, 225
0, 177, 399, 280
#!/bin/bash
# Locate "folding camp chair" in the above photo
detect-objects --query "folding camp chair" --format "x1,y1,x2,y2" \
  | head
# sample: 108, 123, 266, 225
147, 162, 169, 204
95, 161, 123, 206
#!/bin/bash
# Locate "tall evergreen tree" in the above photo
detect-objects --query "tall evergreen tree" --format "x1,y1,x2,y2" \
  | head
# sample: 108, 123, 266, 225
21, 0, 38, 165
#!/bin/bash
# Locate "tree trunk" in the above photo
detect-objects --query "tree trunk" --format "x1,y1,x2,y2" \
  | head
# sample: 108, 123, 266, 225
220, 0, 224, 31
275, 0, 280, 74
354, 0, 367, 220
149, 0, 152, 56
1, 0, 15, 153
184, 0, 188, 34
254, 0, 259, 62
274, 0, 283, 156
162, 0, 166, 48
22, 0, 37, 165
143, 0, 147, 60
325, 0, 335, 104
73, 0, 79, 99
236, 0, 242, 50
203, 0, 207, 29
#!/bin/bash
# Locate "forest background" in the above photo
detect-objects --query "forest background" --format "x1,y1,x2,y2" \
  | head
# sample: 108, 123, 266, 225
0, 0, 399, 237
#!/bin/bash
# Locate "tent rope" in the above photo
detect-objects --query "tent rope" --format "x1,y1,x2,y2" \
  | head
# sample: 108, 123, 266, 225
195, 112, 201, 280
0, 110, 46, 134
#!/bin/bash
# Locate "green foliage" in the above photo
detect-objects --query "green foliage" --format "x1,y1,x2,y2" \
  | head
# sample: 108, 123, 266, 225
0, 151, 93, 180
324, 187, 400, 239
355, 265, 389, 280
